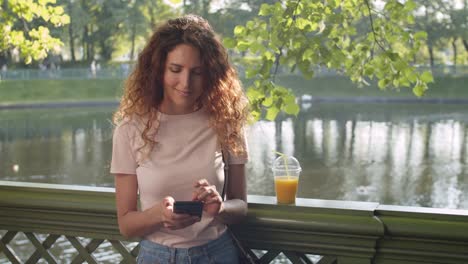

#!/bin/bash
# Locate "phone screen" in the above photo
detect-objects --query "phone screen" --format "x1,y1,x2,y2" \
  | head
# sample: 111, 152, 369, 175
173, 201, 203, 218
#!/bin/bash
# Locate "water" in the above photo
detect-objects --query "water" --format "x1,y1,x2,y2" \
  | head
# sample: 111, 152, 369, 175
1, 103, 468, 209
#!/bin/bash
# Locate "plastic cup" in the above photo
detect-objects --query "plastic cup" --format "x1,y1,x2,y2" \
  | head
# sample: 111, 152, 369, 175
272, 156, 301, 204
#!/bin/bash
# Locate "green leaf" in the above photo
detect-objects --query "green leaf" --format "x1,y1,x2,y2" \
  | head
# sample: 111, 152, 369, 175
246, 68, 258, 79
404, 0, 417, 11
420, 71, 434, 83
378, 79, 389, 89
266, 106, 280, 121
406, 71, 418, 82
251, 110, 261, 121
250, 42, 265, 53
234, 26, 245, 36
262, 97, 273, 107
412, 82, 427, 97
386, 52, 399, 61
364, 66, 374, 76
24, 55, 32, 64
259, 4, 272, 16
414, 31, 427, 41
264, 51, 274, 61
302, 48, 315, 61
237, 41, 250, 52
223, 38, 236, 49
284, 102, 300, 115
246, 88, 264, 101
296, 18, 310, 30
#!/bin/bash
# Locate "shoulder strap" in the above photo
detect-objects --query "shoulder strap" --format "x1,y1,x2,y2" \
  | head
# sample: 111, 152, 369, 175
221, 150, 229, 201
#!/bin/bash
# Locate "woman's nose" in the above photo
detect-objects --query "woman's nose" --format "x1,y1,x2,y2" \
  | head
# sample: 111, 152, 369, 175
179, 71, 190, 89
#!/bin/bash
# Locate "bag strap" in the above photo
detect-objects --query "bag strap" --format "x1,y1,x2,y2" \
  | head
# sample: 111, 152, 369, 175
221, 150, 259, 264
221, 150, 229, 201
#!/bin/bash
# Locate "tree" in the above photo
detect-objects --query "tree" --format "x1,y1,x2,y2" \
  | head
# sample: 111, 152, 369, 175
0, 0, 69, 64
124, 0, 175, 61
58, 0, 89, 63
94, 1, 128, 61
226, 0, 434, 121
414, 0, 449, 69
182, 0, 211, 17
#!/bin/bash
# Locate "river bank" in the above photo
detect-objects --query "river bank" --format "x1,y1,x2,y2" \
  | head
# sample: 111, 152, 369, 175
1, 75, 468, 106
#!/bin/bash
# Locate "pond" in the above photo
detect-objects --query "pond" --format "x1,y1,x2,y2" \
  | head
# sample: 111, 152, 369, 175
1, 102, 467, 209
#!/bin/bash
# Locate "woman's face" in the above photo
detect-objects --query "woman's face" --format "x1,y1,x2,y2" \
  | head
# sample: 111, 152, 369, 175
160, 44, 204, 115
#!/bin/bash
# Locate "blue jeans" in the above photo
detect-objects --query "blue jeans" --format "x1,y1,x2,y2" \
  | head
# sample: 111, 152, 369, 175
137, 231, 240, 264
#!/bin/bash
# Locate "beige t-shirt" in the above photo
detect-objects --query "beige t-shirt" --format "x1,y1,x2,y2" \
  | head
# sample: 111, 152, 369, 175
110, 108, 247, 248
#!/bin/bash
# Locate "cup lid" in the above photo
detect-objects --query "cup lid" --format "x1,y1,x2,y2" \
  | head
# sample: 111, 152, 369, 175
273, 155, 301, 172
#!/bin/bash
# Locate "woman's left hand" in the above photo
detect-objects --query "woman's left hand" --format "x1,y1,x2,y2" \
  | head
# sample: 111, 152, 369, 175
192, 179, 223, 216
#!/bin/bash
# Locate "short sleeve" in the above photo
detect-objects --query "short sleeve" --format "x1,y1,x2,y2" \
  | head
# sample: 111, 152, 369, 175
228, 130, 249, 165
110, 123, 138, 174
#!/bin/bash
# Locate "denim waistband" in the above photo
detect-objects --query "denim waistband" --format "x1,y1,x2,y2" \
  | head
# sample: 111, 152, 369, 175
139, 230, 232, 259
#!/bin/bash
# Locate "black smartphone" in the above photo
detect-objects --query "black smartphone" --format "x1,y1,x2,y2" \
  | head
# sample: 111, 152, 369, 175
173, 201, 203, 218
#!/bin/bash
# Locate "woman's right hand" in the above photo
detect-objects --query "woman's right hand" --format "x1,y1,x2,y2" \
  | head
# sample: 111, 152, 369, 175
159, 196, 200, 230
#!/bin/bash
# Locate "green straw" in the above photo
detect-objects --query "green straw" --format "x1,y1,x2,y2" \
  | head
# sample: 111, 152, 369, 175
274, 151, 290, 178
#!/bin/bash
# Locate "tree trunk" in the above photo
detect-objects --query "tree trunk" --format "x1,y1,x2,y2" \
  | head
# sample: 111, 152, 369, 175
148, 2, 156, 29
202, 0, 210, 18
463, 39, 468, 52
428, 44, 434, 69
130, 21, 137, 61
67, 3, 76, 62
68, 24, 76, 62
88, 25, 95, 61
452, 38, 457, 74
82, 25, 88, 61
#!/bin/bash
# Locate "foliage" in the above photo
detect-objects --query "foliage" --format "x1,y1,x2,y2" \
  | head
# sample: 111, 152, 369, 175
0, 0, 69, 64
226, 0, 435, 120
57, 0, 175, 62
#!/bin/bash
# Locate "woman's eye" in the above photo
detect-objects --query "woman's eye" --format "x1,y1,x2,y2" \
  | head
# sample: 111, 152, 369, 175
192, 70, 203, 75
169, 67, 181, 73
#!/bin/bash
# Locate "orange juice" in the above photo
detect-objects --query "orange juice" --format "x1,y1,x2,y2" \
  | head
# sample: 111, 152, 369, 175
274, 176, 299, 204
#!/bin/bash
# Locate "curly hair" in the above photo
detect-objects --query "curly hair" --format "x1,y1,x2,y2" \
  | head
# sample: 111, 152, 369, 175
113, 15, 249, 157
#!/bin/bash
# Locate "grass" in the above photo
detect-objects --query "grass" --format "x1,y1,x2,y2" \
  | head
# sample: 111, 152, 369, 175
276, 75, 468, 98
0, 75, 467, 104
0, 79, 124, 104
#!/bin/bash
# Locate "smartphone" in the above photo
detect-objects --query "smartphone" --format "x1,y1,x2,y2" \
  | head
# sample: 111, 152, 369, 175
173, 201, 203, 218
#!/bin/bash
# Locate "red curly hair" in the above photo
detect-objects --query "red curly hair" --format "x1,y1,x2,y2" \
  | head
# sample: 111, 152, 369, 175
113, 15, 249, 156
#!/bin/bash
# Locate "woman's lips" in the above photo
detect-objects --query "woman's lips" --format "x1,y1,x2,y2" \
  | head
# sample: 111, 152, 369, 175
175, 88, 191, 96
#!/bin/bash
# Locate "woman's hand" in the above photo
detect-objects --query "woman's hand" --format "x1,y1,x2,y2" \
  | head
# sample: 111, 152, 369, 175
159, 196, 200, 230
192, 179, 223, 216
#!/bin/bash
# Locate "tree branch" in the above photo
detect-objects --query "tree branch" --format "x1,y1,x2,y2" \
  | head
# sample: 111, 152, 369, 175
272, 0, 301, 82
22, 18, 30, 33
364, 0, 386, 52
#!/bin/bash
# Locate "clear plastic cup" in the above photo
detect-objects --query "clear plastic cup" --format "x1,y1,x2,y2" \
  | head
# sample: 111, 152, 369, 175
272, 155, 301, 204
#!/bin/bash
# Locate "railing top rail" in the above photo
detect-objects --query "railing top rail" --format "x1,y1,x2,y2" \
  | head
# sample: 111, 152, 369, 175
2, 181, 468, 218
0, 180, 115, 193
377, 204, 468, 218
249, 195, 379, 212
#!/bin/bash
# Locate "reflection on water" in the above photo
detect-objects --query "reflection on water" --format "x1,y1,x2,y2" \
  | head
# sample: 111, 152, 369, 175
0, 108, 115, 187
1, 103, 467, 209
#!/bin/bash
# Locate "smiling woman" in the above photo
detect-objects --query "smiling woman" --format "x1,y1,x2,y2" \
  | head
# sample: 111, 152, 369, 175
110, 15, 250, 264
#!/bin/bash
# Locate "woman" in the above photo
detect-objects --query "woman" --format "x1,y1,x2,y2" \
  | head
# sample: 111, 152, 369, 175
111, 15, 249, 263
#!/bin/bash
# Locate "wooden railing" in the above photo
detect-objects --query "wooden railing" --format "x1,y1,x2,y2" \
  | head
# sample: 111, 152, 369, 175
1, 181, 468, 264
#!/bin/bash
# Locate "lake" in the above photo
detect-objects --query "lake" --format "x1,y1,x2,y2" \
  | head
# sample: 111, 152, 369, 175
1, 101, 467, 209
